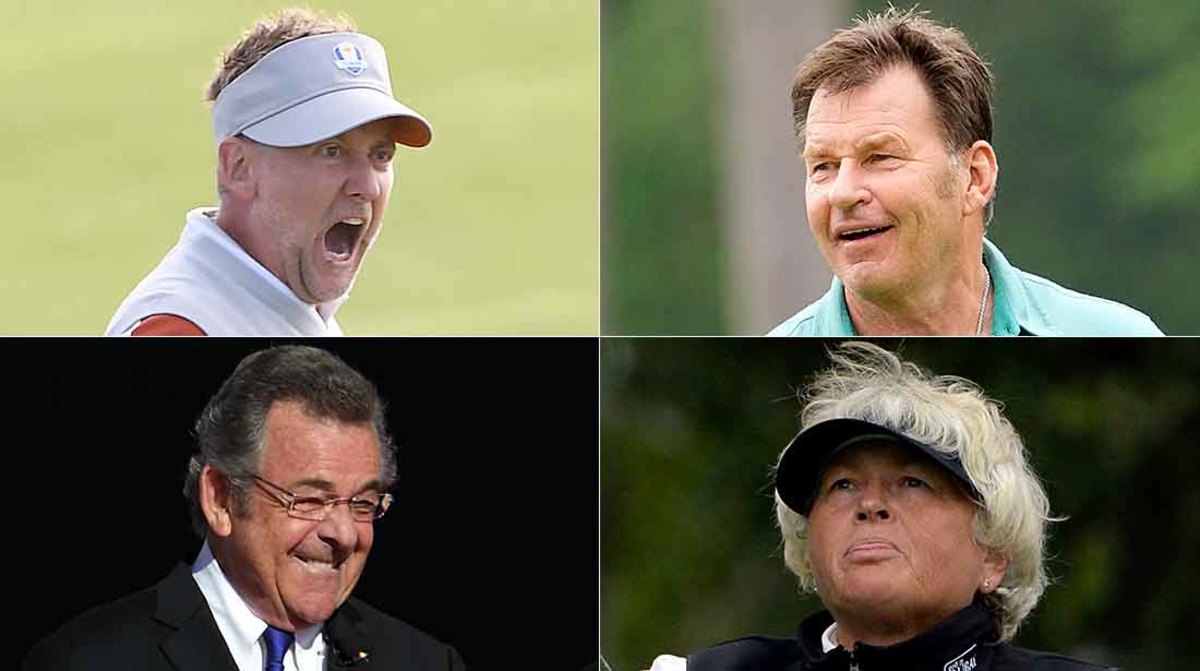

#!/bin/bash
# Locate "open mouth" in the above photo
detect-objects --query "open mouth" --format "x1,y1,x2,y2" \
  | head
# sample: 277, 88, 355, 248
323, 218, 366, 261
839, 225, 893, 242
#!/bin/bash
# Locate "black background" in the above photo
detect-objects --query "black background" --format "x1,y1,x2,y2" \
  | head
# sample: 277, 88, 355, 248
13, 338, 598, 670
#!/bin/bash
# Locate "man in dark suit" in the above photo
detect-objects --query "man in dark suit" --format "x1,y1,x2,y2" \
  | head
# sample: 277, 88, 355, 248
23, 345, 466, 670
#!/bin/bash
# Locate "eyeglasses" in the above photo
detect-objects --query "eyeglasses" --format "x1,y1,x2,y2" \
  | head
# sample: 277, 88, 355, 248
250, 474, 393, 523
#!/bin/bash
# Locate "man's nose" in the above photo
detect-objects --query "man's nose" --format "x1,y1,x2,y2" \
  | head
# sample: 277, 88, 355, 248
344, 155, 384, 201
827, 159, 871, 210
316, 501, 360, 550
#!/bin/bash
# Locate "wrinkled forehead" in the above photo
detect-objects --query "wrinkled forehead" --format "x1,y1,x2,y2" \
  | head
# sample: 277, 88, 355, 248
805, 66, 943, 148
260, 400, 382, 468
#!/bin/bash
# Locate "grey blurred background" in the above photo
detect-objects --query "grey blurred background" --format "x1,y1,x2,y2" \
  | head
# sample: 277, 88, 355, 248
602, 0, 1200, 334
601, 338, 1200, 670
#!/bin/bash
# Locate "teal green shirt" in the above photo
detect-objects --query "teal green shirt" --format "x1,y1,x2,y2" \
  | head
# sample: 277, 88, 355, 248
767, 239, 1163, 336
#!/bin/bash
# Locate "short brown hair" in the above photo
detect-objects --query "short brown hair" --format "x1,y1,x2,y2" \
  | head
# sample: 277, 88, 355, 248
205, 8, 356, 102
791, 6, 993, 153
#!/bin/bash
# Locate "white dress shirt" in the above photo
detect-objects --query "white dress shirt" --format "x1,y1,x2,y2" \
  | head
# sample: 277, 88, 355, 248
192, 541, 328, 671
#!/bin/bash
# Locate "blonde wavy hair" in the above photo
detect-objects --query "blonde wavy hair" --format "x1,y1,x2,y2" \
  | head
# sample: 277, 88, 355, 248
776, 342, 1054, 641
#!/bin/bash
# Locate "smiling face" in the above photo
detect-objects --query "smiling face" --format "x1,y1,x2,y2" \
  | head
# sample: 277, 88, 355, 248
210, 400, 383, 630
807, 440, 1006, 645
803, 66, 977, 302
231, 118, 398, 304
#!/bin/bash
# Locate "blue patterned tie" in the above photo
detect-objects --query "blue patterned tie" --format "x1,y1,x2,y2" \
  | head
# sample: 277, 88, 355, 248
263, 626, 294, 671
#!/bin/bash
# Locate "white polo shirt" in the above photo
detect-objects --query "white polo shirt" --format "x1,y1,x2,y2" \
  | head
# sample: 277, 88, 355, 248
105, 208, 346, 336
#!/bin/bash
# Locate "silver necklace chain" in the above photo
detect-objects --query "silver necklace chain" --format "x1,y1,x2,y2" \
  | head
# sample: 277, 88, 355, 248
976, 265, 991, 336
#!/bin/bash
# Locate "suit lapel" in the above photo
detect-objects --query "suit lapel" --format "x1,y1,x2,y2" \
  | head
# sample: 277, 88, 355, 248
324, 600, 374, 670
146, 567, 384, 671
152, 564, 241, 671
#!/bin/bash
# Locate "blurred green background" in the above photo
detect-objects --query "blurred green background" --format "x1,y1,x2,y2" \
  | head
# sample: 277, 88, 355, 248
602, 338, 1200, 670
1, 0, 597, 335
603, 0, 1200, 334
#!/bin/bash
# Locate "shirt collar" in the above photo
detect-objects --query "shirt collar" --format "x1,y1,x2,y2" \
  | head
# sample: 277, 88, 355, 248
983, 237, 1024, 336
185, 208, 350, 324
820, 622, 840, 653
818, 277, 858, 335
191, 541, 324, 661
823, 237, 1021, 336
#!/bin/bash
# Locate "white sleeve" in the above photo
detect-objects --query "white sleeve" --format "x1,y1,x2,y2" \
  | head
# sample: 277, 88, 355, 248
648, 654, 687, 671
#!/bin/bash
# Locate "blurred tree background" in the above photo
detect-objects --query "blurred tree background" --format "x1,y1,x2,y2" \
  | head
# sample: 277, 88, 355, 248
603, 0, 1200, 334
602, 0, 726, 333
602, 338, 1200, 670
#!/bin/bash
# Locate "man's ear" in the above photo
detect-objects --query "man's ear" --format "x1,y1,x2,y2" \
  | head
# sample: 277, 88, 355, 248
216, 137, 256, 201
961, 140, 998, 220
199, 465, 235, 538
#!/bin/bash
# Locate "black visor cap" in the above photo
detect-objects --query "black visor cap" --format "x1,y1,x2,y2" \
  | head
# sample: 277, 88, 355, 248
775, 418, 981, 516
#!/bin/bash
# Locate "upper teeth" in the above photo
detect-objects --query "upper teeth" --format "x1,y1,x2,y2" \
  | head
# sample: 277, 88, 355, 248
845, 227, 885, 236
342, 218, 364, 226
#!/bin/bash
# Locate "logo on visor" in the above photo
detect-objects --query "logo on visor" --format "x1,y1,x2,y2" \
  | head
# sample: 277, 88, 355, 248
332, 42, 368, 76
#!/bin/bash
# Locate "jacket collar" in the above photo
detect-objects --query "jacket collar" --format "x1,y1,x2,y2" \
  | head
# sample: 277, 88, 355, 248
796, 599, 1000, 670
152, 563, 240, 671
148, 562, 375, 671
323, 599, 375, 670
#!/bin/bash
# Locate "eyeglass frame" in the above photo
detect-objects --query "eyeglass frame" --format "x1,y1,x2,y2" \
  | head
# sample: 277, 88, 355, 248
249, 473, 393, 522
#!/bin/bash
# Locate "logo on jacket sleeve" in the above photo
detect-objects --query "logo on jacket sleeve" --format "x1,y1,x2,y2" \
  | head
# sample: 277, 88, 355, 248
332, 42, 368, 75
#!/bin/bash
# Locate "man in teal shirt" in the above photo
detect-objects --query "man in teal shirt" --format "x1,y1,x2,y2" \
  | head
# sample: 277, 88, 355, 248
768, 8, 1161, 336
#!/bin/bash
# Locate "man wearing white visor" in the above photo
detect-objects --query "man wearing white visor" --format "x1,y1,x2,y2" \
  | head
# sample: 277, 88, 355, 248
105, 9, 432, 336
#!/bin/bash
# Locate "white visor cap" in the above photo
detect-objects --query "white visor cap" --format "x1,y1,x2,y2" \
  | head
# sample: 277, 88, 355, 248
211, 32, 432, 148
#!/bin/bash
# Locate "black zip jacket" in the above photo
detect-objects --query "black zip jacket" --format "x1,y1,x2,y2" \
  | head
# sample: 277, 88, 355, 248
687, 601, 1113, 671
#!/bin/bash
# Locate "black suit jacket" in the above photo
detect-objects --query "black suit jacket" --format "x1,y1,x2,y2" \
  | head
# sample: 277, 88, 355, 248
22, 564, 466, 671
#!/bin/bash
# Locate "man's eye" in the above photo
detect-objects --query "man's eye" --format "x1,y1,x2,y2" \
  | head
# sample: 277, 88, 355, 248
902, 476, 927, 488
292, 497, 327, 512
372, 149, 394, 162
867, 154, 894, 163
829, 478, 853, 491
811, 162, 831, 173
321, 145, 341, 158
